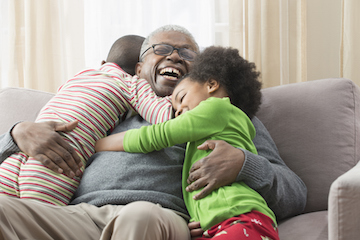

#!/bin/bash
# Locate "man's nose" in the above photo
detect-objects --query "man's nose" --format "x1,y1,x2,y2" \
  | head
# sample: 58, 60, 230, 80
166, 50, 183, 63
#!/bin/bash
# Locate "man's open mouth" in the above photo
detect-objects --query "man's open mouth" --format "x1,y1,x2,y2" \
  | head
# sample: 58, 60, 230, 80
159, 67, 181, 80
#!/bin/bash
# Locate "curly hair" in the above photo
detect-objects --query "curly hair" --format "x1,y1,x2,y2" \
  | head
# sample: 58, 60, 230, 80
186, 46, 262, 119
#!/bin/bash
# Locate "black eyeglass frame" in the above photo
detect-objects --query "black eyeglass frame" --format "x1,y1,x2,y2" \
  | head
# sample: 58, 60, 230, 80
140, 44, 198, 61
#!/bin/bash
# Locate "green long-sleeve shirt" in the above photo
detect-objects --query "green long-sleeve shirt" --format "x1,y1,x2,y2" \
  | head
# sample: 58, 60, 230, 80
124, 97, 276, 229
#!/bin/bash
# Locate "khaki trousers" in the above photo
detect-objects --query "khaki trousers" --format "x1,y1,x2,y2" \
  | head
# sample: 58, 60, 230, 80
0, 196, 190, 240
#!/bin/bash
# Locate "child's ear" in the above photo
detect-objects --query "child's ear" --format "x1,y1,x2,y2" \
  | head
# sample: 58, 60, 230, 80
207, 79, 220, 93
135, 62, 143, 77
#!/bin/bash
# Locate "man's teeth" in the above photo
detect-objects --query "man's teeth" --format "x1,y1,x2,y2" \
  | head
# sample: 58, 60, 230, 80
163, 75, 178, 80
160, 68, 181, 77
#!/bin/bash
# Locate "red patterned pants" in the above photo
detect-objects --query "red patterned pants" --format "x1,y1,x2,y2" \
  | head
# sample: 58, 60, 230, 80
196, 211, 279, 240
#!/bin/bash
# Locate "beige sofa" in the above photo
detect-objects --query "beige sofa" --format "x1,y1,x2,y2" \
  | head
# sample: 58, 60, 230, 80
0, 78, 359, 240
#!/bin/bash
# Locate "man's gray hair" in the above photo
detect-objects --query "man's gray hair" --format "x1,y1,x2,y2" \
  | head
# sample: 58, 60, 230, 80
139, 25, 199, 60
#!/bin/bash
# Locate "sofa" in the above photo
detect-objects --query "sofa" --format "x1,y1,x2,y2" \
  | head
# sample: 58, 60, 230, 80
0, 78, 359, 240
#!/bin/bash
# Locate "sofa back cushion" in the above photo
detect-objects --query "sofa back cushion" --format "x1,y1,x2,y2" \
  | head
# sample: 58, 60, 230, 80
256, 78, 360, 213
0, 87, 54, 135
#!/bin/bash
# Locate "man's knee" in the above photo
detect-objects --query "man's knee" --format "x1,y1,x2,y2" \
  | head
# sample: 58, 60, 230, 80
117, 201, 165, 225
106, 201, 190, 240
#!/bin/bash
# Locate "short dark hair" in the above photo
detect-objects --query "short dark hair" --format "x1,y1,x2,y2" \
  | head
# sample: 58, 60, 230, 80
185, 46, 262, 118
106, 35, 145, 75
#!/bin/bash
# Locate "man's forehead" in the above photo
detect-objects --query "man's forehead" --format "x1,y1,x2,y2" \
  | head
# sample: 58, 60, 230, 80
150, 31, 197, 50
155, 41, 195, 49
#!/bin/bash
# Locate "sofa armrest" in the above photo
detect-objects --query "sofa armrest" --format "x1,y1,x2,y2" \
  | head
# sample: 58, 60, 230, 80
328, 161, 360, 240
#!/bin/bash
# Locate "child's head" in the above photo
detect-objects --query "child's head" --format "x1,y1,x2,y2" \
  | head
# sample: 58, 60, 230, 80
104, 35, 145, 75
172, 76, 224, 117
172, 46, 262, 119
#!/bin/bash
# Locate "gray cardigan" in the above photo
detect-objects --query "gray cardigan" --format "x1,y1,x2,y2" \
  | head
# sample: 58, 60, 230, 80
0, 116, 306, 221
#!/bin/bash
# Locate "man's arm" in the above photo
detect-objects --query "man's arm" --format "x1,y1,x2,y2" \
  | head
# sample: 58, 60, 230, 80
238, 117, 307, 220
0, 121, 82, 178
186, 117, 307, 220
0, 125, 21, 163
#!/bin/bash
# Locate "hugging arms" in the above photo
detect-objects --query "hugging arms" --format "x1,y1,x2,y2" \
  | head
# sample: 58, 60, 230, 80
4, 114, 306, 221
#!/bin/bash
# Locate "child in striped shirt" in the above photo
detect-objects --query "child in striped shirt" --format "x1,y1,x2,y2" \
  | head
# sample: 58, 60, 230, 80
0, 35, 174, 206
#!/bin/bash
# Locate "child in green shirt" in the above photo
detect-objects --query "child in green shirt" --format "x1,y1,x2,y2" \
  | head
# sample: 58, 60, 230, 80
95, 46, 279, 240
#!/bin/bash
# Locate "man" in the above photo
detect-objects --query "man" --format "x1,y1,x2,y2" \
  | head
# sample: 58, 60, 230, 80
0, 25, 306, 240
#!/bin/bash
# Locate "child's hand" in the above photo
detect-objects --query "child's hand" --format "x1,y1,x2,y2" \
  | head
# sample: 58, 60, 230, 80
95, 131, 127, 152
188, 221, 203, 239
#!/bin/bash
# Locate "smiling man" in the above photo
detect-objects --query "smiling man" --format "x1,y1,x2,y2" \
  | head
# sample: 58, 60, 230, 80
136, 28, 199, 97
0, 25, 306, 240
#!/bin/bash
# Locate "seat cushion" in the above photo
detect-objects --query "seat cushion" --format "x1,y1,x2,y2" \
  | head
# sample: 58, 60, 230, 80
278, 211, 328, 240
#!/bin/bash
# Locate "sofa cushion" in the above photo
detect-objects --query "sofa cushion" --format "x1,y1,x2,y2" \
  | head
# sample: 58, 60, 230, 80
0, 87, 54, 134
257, 78, 360, 213
278, 211, 328, 239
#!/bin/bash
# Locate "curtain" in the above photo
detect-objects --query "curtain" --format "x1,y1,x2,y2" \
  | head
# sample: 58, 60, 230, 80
340, 0, 360, 83
0, 0, 220, 93
4, 0, 358, 91
229, 0, 360, 88
229, 0, 307, 88
83, 0, 216, 71
1, 0, 85, 93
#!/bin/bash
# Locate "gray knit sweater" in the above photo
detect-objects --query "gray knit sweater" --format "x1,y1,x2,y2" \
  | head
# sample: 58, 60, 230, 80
0, 116, 306, 221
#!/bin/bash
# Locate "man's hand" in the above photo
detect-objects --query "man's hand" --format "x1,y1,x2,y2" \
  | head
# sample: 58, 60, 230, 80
186, 140, 245, 200
11, 121, 82, 178
188, 221, 203, 239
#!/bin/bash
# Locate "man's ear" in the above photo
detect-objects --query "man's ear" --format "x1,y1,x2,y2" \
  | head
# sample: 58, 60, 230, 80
135, 62, 143, 77
207, 79, 220, 93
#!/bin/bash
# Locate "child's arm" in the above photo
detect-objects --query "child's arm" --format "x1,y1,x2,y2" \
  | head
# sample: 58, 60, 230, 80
95, 131, 126, 152
106, 64, 173, 124
125, 75, 173, 124
123, 98, 244, 153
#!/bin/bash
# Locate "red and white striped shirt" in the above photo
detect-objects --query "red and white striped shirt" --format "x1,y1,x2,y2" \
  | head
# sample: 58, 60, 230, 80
0, 63, 173, 205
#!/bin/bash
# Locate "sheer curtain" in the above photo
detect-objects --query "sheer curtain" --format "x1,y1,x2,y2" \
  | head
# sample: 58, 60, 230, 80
1, 0, 86, 92
0, 0, 228, 93
229, 0, 360, 88
229, 0, 307, 88
340, 0, 360, 83
1, 0, 359, 93
83, 0, 221, 70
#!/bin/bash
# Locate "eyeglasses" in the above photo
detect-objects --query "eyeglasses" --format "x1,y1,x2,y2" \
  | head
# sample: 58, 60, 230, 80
140, 44, 198, 62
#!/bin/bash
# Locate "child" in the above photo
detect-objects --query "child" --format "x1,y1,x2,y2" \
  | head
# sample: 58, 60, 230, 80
102, 34, 145, 76
95, 46, 280, 240
0, 35, 174, 206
